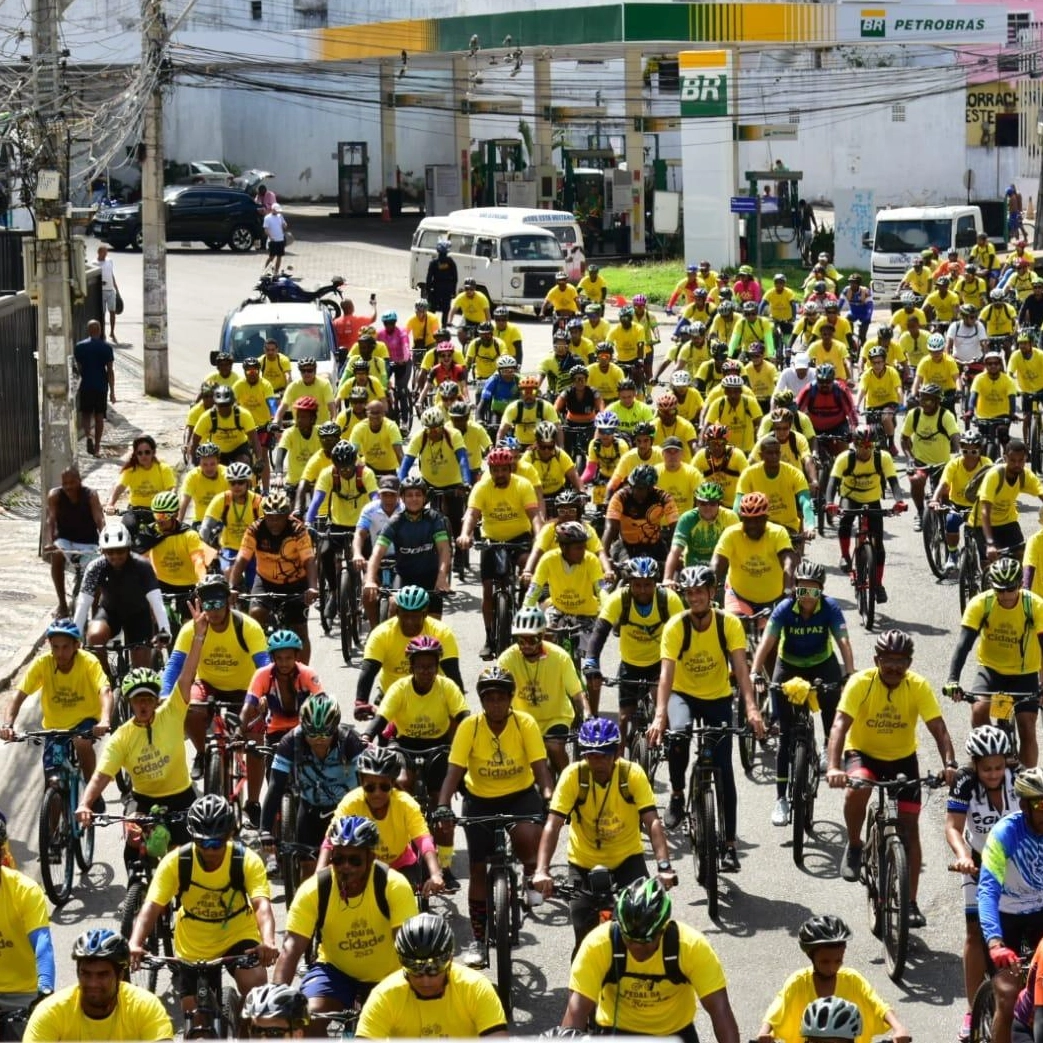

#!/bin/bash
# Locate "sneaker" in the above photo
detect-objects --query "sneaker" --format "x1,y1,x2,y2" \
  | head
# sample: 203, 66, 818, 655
245, 801, 261, 830
191, 752, 204, 781
462, 941, 488, 969
841, 843, 863, 882
86, 436, 95, 456
945, 554, 959, 575
909, 902, 927, 929
91, 796, 106, 814
663, 794, 685, 829
959, 1012, 972, 1042
913, 512, 923, 532
771, 797, 790, 827
720, 846, 740, 873
264, 854, 279, 876
478, 640, 494, 659
441, 868, 461, 893
876, 586, 888, 604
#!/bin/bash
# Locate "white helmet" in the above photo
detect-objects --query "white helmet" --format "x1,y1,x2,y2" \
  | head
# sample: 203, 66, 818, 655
99, 524, 132, 551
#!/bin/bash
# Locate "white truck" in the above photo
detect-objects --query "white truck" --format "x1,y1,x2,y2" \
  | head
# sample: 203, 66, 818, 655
863, 205, 986, 301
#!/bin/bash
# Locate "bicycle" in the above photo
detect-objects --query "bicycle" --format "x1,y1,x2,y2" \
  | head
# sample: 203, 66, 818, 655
394, 744, 453, 820
13, 729, 96, 905
829, 504, 905, 631
965, 934, 1032, 1043
318, 528, 362, 664
453, 813, 543, 1019
973, 415, 1011, 463
663, 723, 746, 921
562, 421, 593, 476
813, 434, 849, 535
950, 688, 1021, 764
958, 516, 988, 612
544, 616, 591, 679
1024, 390, 1043, 472
140, 953, 259, 1039
45, 544, 98, 614
737, 608, 775, 773
549, 863, 618, 931
599, 677, 661, 781
849, 772, 943, 983
922, 502, 961, 580
202, 702, 270, 830
238, 590, 308, 637
473, 540, 525, 655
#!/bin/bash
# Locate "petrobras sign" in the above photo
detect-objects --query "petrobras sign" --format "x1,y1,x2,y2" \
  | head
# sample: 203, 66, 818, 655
838, 5, 1005, 44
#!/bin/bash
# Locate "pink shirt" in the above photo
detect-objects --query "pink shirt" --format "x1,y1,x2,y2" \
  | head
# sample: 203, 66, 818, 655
378, 327, 410, 363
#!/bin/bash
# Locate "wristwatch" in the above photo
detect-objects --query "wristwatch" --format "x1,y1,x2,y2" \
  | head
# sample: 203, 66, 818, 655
656, 859, 673, 872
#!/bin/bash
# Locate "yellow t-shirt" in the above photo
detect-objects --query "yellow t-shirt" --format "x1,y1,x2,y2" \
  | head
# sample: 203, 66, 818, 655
97, 689, 191, 797
569, 920, 727, 1036
899, 330, 931, 369
450, 290, 492, 324
315, 465, 378, 526
1008, 349, 1043, 394
405, 313, 440, 349
891, 307, 928, 333
735, 463, 809, 534
362, 617, 460, 695
535, 520, 601, 556
762, 287, 797, 322
924, 290, 961, 325
974, 464, 1043, 526
522, 447, 577, 497
577, 274, 608, 303
377, 674, 468, 740
494, 321, 524, 351
962, 589, 1043, 675
24, 982, 174, 1043
280, 377, 335, 416
941, 454, 992, 508
0, 868, 52, 993
655, 462, 700, 516
406, 428, 467, 488
454, 422, 491, 472
336, 376, 386, 406
348, 421, 403, 474
668, 342, 711, 381
19, 650, 107, 730
148, 527, 206, 587
762, 967, 892, 1043
971, 372, 1018, 420
981, 302, 1018, 337
859, 366, 903, 408
550, 758, 656, 867
464, 334, 508, 381
915, 353, 960, 392
285, 864, 417, 981
231, 376, 275, 428
972, 242, 999, 271
709, 313, 737, 346
901, 267, 933, 296
145, 841, 270, 961
607, 324, 648, 364
545, 284, 580, 312
448, 710, 546, 798
829, 448, 898, 504
302, 449, 334, 485
419, 347, 466, 374
839, 668, 942, 759
530, 549, 604, 617
277, 426, 323, 485
583, 318, 611, 344
673, 388, 705, 424
610, 448, 665, 491
807, 341, 851, 383
203, 491, 263, 551
702, 395, 763, 453
957, 277, 989, 310
497, 643, 584, 733
170, 612, 268, 693
468, 474, 537, 541
600, 585, 685, 668
902, 406, 959, 467
180, 466, 229, 523
743, 360, 779, 401
259, 352, 292, 393
357, 962, 506, 1039
652, 417, 697, 463
119, 462, 177, 508
500, 399, 561, 447
661, 609, 745, 699
1027, 529, 1043, 599
332, 789, 429, 866
586, 362, 626, 404
714, 522, 793, 603
587, 436, 629, 482
192, 408, 257, 455
692, 447, 748, 504
749, 431, 811, 473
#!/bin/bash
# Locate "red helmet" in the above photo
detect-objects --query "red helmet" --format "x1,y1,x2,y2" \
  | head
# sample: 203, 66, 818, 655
294, 396, 319, 412
486, 448, 515, 467
703, 423, 729, 441
739, 492, 770, 517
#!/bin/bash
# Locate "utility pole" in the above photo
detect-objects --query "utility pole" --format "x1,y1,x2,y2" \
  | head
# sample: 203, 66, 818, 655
30, 0, 75, 551
141, 0, 169, 396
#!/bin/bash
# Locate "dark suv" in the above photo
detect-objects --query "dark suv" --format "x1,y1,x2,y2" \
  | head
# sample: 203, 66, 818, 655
91, 185, 263, 252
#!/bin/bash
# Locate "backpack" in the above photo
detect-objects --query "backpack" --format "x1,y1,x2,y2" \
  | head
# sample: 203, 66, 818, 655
677, 608, 729, 659
964, 461, 1025, 506
209, 405, 244, 432
980, 589, 1036, 663
220, 491, 263, 529
176, 841, 249, 921
572, 760, 635, 815
313, 862, 390, 947
602, 920, 688, 987
843, 447, 885, 480
332, 466, 366, 498
615, 586, 670, 638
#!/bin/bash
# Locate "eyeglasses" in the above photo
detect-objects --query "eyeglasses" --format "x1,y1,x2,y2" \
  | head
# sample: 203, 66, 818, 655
794, 586, 821, 599
248, 1026, 292, 1038
196, 837, 225, 850
363, 781, 393, 793
200, 599, 227, 611
153, 511, 176, 520
403, 961, 450, 977
330, 853, 366, 868
962, 448, 981, 455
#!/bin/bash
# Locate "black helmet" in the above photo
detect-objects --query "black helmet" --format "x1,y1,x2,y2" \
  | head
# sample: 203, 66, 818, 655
356, 747, 402, 778
331, 442, 358, 467
196, 573, 231, 601
628, 464, 658, 488
242, 984, 310, 1027
394, 912, 454, 972
615, 877, 671, 941
874, 629, 914, 658
72, 929, 131, 968
798, 914, 853, 950
476, 664, 515, 698
187, 793, 235, 841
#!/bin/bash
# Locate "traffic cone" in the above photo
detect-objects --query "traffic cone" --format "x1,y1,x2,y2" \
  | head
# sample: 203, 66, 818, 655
381, 192, 390, 222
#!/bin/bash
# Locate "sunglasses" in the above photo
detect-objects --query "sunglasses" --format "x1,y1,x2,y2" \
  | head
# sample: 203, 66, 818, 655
153, 511, 176, 520
363, 782, 393, 793
200, 598, 227, 611
249, 1028, 292, 1039
196, 837, 225, 850
794, 587, 821, 599
330, 853, 366, 868
404, 961, 450, 977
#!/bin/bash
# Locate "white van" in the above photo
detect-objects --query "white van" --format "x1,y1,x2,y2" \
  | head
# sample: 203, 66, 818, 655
409, 213, 566, 309
451, 208, 586, 279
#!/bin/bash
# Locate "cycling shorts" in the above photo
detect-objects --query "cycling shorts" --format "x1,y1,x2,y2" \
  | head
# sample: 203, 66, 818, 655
843, 749, 921, 814
479, 536, 531, 582
300, 961, 375, 1006
460, 786, 543, 863
618, 662, 661, 710
94, 604, 154, 645
971, 666, 1040, 717
177, 939, 256, 999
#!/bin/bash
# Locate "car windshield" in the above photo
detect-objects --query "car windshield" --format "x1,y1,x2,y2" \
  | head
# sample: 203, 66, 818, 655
544, 225, 578, 245
501, 235, 564, 261
874, 219, 953, 254
230, 323, 331, 362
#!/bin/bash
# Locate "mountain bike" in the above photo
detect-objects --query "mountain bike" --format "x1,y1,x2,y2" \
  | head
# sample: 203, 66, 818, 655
738, 608, 775, 773
921, 502, 957, 580
16, 729, 96, 905
202, 701, 269, 830
599, 677, 661, 781
973, 415, 1011, 463
1025, 390, 1043, 472
473, 539, 526, 656
453, 813, 543, 1019
958, 515, 987, 611
813, 434, 849, 535
949, 687, 1021, 765
317, 528, 361, 664
850, 772, 943, 983
562, 421, 593, 476
829, 503, 905, 631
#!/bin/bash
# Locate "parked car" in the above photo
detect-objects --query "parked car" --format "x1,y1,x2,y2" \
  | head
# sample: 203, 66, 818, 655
212, 301, 341, 387
91, 185, 263, 252
231, 169, 276, 195
185, 160, 234, 185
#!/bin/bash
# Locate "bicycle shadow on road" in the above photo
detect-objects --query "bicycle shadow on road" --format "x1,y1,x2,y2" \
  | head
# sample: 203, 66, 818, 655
699, 885, 815, 939
45, 861, 123, 927
865, 942, 963, 1005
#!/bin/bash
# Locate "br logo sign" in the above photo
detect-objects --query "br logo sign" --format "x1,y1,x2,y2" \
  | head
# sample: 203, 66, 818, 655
680, 73, 728, 118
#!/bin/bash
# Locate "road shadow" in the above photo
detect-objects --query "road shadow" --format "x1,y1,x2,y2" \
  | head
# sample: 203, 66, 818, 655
866, 941, 963, 1005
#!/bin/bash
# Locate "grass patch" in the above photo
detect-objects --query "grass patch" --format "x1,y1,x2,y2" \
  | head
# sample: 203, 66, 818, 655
599, 262, 871, 306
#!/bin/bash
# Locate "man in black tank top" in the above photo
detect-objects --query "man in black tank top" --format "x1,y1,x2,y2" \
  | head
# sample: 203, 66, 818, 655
44, 468, 104, 617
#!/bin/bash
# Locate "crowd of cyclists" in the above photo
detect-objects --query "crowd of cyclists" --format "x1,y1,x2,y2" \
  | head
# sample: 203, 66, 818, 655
16, 233, 1043, 1041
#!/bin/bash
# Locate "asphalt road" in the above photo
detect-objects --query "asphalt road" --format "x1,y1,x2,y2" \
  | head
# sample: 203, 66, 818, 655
4, 228, 1011, 1040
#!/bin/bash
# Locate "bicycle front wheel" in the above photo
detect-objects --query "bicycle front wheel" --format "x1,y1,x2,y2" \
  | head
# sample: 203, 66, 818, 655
690, 778, 718, 920
491, 872, 513, 1019
38, 787, 73, 905
203, 746, 226, 800
969, 974, 995, 1043
790, 741, 812, 866
281, 791, 302, 904
882, 835, 911, 982
73, 797, 95, 872
736, 695, 756, 774
921, 507, 947, 580
628, 730, 651, 779
959, 541, 983, 613
338, 567, 355, 665
121, 880, 164, 992
1031, 412, 1042, 474
221, 984, 243, 1039
855, 542, 876, 631
494, 589, 513, 655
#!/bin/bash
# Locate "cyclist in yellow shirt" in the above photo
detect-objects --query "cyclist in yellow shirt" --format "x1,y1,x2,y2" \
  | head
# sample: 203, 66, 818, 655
525, 521, 604, 632
464, 323, 508, 382
693, 423, 748, 504
956, 264, 989, 309
522, 423, 583, 501
898, 256, 933, 298
702, 375, 763, 453
275, 360, 337, 424
200, 462, 263, 578
448, 279, 491, 326
972, 232, 1000, 286
582, 302, 611, 345
807, 327, 852, 384
293, 422, 343, 516
931, 431, 991, 571
608, 307, 651, 383
924, 274, 961, 327
900, 383, 960, 528
734, 438, 815, 544
972, 438, 1043, 561
232, 357, 275, 432
144, 490, 207, 617
260, 339, 292, 394
178, 442, 228, 526
401, 407, 472, 489
826, 628, 957, 923
855, 347, 903, 450
577, 264, 608, 305
1007, 331, 1043, 442
743, 343, 779, 412
969, 351, 1018, 424
405, 299, 440, 365
652, 396, 698, 462
890, 293, 928, 334
542, 270, 581, 318
898, 315, 930, 376
348, 400, 403, 476
492, 305, 524, 364
912, 335, 960, 407
587, 344, 626, 405
680, 286, 715, 327
759, 272, 798, 331
498, 376, 561, 448
665, 265, 702, 313
709, 300, 739, 347
980, 288, 1018, 342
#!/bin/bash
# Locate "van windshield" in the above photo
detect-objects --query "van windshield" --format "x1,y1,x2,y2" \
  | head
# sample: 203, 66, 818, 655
543, 225, 578, 245
502, 235, 564, 261
874, 219, 953, 254
230, 323, 331, 362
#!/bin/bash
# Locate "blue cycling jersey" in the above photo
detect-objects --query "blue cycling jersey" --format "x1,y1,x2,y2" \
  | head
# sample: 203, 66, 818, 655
766, 595, 848, 668
978, 811, 1043, 940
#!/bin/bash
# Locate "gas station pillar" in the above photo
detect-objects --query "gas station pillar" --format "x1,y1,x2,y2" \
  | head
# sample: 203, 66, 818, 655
379, 61, 396, 191
624, 47, 646, 256
533, 57, 553, 168
452, 57, 471, 208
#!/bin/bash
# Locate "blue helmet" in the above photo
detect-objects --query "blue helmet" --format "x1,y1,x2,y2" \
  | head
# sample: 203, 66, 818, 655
626, 557, 659, 580
72, 929, 130, 968
328, 815, 380, 849
46, 617, 82, 641
268, 629, 303, 652
578, 717, 621, 753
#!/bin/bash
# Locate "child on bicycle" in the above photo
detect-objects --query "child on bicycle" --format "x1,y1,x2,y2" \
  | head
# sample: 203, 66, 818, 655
756, 915, 910, 1043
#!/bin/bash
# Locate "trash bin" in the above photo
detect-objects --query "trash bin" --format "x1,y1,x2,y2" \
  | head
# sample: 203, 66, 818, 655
386, 188, 403, 218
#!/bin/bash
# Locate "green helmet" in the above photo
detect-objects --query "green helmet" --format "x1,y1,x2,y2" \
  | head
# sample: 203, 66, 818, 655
395, 586, 430, 612
151, 490, 180, 514
695, 481, 724, 503
121, 667, 162, 699
616, 877, 672, 941
299, 694, 341, 738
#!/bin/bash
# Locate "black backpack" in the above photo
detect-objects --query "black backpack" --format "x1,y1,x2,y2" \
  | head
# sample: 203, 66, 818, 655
312, 862, 391, 947
677, 608, 729, 659
615, 587, 670, 638
602, 920, 688, 987
209, 404, 244, 432
571, 760, 635, 816
176, 841, 249, 922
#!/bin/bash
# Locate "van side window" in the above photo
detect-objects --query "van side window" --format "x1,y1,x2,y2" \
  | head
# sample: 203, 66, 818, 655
419, 229, 447, 250
451, 233, 474, 255
956, 214, 976, 242
476, 237, 495, 259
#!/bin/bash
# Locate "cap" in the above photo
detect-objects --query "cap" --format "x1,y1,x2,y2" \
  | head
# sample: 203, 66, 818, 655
662, 436, 684, 450
271, 202, 282, 212
793, 352, 810, 367
378, 475, 401, 491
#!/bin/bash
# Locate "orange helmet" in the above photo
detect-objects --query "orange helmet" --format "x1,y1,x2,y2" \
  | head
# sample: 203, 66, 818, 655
518, 375, 540, 389
739, 492, 770, 518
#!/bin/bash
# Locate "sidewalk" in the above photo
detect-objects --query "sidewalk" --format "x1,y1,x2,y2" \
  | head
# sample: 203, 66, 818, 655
0, 347, 191, 691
